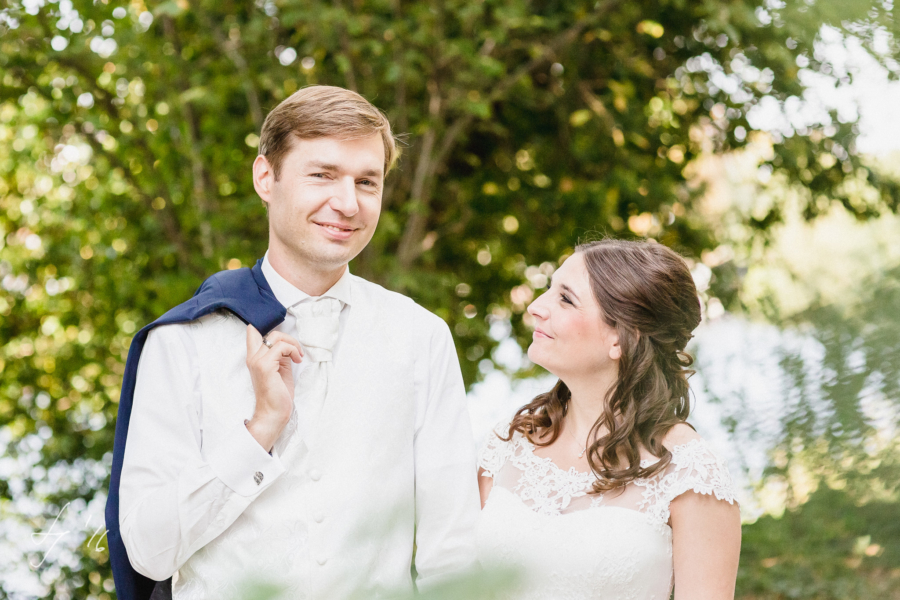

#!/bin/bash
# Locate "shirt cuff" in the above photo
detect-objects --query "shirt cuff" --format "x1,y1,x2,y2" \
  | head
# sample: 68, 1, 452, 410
205, 420, 286, 497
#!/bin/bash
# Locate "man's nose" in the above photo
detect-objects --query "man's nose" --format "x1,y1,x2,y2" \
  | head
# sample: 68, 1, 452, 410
328, 177, 359, 217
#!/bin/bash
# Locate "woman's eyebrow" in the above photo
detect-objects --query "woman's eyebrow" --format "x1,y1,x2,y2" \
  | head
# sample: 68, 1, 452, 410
560, 283, 580, 302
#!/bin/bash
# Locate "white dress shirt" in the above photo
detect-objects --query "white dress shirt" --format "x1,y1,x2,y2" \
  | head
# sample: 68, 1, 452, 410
118, 255, 480, 599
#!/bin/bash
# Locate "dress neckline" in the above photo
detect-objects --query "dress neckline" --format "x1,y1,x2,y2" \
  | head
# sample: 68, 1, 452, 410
516, 432, 661, 481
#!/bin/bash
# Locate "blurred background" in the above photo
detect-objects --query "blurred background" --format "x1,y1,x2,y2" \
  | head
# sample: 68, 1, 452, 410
1, 0, 900, 598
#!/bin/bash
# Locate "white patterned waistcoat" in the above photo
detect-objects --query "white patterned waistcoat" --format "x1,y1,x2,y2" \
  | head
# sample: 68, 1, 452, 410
171, 277, 450, 599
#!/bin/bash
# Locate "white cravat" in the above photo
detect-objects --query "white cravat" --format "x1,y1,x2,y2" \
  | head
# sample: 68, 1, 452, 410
284, 298, 343, 447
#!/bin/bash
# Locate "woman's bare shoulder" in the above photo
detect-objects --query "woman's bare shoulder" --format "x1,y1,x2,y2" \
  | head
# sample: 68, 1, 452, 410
661, 422, 702, 450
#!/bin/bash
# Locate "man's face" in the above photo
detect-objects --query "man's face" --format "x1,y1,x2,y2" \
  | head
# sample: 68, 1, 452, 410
253, 134, 385, 273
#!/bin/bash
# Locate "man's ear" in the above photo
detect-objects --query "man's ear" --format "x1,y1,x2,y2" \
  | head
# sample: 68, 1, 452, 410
252, 155, 275, 205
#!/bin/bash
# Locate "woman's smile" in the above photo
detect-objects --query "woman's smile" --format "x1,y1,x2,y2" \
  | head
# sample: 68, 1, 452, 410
533, 327, 553, 339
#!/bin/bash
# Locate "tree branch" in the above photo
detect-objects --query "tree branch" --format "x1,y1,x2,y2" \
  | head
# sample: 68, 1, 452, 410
8, 57, 195, 270
395, 0, 625, 268
331, 0, 358, 92
162, 15, 215, 259
578, 81, 616, 131
434, 0, 622, 168
205, 15, 264, 129
381, 0, 409, 212
80, 133, 196, 271
396, 82, 441, 268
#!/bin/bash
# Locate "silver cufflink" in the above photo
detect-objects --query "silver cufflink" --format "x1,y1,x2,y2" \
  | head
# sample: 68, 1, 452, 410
254, 471, 264, 485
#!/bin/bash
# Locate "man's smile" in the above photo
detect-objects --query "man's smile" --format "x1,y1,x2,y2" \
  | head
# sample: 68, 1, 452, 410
314, 221, 358, 240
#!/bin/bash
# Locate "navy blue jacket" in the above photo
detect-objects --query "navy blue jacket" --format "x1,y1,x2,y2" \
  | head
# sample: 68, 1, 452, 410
105, 259, 286, 600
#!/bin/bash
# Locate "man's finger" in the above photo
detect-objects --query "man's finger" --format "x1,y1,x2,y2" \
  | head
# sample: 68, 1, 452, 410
260, 331, 304, 357
246, 324, 264, 358
268, 340, 302, 364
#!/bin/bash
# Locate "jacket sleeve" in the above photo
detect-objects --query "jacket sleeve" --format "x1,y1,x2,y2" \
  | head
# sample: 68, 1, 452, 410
118, 321, 285, 580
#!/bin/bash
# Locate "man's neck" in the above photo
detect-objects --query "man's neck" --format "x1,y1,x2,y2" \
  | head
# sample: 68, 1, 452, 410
266, 248, 347, 297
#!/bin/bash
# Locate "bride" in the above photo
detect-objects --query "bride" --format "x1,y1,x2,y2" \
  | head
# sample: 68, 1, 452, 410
476, 239, 741, 599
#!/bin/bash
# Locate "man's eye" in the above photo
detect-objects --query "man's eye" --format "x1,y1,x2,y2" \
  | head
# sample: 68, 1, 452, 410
311, 173, 328, 178
358, 179, 374, 186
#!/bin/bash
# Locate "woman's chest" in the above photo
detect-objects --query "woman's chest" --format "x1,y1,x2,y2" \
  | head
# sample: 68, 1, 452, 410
476, 487, 673, 600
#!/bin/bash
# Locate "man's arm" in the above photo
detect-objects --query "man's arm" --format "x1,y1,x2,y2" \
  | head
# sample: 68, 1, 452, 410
413, 319, 481, 591
118, 322, 287, 580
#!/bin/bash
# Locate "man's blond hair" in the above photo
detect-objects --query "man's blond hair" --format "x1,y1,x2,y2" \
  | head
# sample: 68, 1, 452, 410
258, 85, 398, 179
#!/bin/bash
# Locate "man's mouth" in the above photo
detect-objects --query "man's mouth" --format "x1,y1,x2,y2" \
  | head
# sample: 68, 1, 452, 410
316, 222, 356, 233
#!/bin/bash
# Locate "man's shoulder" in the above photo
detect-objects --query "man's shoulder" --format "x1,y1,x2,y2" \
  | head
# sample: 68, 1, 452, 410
150, 267, 247, 320
146, 310, 235, 343
350, 274, 447, 330
145, 267, 254, 338
195, 266, 254, 296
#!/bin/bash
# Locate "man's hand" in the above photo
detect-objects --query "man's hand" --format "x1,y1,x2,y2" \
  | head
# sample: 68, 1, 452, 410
245, 325, 303, 452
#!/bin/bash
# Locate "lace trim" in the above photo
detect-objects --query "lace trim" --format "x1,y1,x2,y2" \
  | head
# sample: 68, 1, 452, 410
634, 438, 737, 527
479, 427, 597, 517
478, 425, 737, 523
478, 424, 513, 479
510, 436, 596, 517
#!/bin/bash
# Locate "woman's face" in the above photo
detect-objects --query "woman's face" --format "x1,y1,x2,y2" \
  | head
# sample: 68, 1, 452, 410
526, 252, 621, 380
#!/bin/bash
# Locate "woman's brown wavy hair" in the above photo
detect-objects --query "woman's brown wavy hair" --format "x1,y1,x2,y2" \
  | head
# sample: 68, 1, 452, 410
503, 239, 702, 492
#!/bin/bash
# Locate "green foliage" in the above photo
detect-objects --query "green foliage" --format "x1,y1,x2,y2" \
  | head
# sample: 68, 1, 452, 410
773, 265, 900, 494
230, 565, 519, 600
0, 0, 898, 598
737, 486, 900, 599
708, 263, 900, 500
711, 259, 900, 598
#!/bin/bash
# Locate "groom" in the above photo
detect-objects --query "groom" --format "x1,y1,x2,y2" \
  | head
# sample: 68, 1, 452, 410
106, 86, 480, 599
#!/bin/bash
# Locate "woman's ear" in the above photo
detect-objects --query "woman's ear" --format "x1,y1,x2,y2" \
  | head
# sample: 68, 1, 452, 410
608, 332, 622, 360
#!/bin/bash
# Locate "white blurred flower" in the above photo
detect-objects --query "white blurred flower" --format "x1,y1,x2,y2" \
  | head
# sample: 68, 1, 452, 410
278, 47, 297, 66
138, 11, 153, 29
76, 92, 93, 108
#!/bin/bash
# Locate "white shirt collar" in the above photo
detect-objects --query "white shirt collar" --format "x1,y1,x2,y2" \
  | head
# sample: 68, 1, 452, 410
261, 252, 353, 309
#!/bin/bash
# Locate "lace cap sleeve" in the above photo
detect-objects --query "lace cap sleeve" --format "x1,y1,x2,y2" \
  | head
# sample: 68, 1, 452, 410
637, 438, 737, 527
478, 422, 514, 478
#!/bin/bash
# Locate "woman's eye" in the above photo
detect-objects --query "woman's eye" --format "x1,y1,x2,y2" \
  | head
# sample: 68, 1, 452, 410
561, 294, 573, 305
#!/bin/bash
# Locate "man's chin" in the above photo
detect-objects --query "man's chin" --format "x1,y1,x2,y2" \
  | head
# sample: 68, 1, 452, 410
303, 246, 365, 271
277, 233, 372, 271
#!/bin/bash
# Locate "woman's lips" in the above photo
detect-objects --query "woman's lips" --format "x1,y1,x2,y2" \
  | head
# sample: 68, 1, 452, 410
533, 328, 552, 339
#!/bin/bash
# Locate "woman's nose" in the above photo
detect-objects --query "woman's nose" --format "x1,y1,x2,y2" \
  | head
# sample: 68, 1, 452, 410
527, 296, 549, 320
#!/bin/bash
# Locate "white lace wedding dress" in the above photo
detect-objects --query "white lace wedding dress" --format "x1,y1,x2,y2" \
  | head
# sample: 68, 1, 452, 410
476, 425, 737, 600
